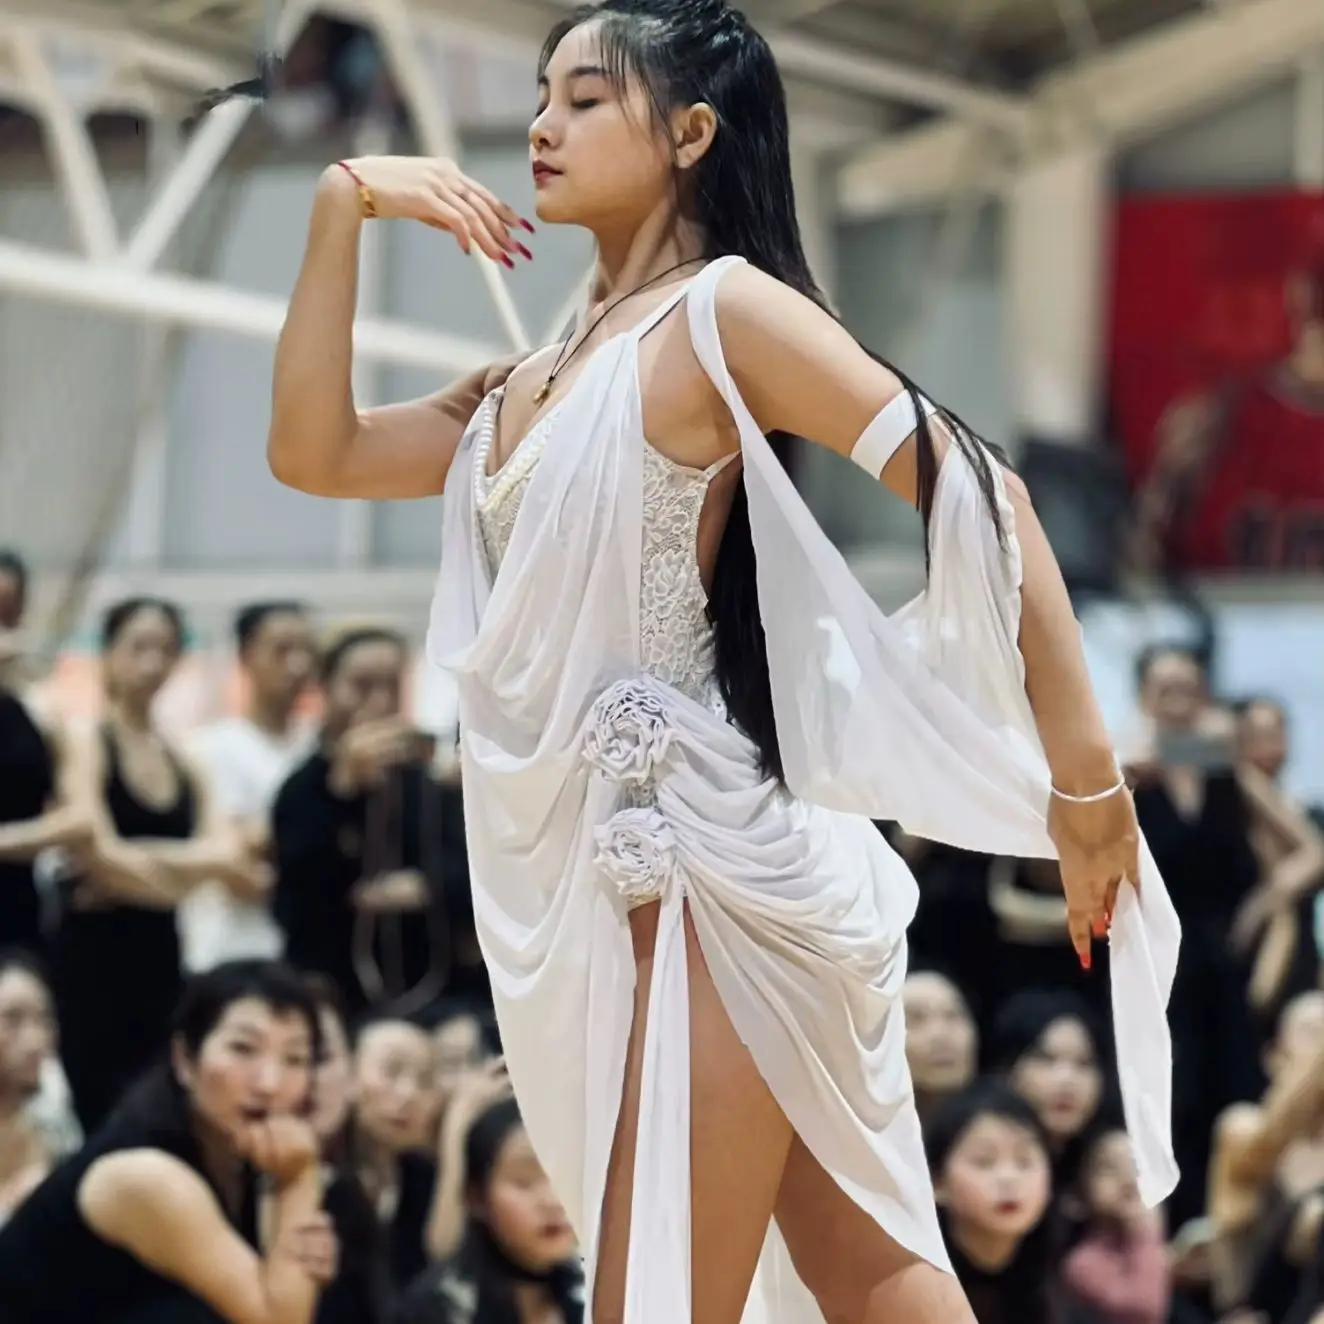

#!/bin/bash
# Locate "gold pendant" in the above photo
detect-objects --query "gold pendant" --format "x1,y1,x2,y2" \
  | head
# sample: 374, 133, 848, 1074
533, 379, 551, 406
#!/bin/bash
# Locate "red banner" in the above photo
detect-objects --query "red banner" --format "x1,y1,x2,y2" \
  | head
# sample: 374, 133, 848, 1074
1109, 191, 1324, 572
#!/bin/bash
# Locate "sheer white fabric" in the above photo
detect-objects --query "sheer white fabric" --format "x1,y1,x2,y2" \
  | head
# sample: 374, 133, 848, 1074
427, 256, 1180, 1324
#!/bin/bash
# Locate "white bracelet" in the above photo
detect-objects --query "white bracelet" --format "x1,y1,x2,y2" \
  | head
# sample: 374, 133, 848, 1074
1050, 775, 1127, 805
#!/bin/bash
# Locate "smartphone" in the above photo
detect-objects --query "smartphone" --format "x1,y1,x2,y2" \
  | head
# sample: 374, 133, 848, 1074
1156, 729, 1234, 771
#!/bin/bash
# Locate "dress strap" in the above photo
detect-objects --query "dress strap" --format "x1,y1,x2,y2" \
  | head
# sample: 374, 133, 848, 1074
628, 271, 707, 345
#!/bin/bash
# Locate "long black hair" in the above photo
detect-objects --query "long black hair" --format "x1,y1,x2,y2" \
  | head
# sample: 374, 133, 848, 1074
540, 0, 1010, 782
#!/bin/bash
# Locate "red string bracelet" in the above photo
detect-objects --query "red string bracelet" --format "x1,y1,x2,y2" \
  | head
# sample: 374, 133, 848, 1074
334, 160, 378, 219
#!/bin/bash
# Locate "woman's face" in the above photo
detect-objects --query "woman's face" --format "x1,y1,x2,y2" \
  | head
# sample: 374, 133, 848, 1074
938, 1113, 1051, 1248
1239, 701, 1288, 781
477, 1125, 577, 1271
1269, 990, 1324, 1078
1010, 1016, 1102, 1144
177, 998, 315, 1144
324, 640, 404, 731
1082, 1130, 1143, 1225
902, 973, 977, 1097
0, 967, 54, 1097
103, 606, 181, 706
311, 1006, 353, 1144
433, 1014, 485, 1102
529, 21, 714, 229
1140, 651, 1205, 732
353, 1021, 437, 1153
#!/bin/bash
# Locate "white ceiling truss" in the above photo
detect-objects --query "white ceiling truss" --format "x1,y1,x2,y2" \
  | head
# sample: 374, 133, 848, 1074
839, 0, 1324, 218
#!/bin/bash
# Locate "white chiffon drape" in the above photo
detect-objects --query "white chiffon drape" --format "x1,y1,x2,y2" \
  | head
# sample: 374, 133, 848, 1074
428, 255, 1180, 1324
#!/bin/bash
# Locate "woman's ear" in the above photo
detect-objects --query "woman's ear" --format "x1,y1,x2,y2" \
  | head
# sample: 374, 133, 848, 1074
672, 102, 717, 170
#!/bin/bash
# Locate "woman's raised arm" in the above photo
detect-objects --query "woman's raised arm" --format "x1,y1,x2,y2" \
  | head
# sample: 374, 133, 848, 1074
715, 264, 1132, 960
268, 157, 529, 500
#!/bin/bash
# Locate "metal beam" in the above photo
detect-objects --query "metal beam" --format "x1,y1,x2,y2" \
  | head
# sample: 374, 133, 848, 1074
0, 237, 505, 372
838, 0, 1324, 218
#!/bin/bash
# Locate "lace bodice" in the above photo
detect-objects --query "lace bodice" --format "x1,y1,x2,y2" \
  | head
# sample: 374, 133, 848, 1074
473, 394, 735, 709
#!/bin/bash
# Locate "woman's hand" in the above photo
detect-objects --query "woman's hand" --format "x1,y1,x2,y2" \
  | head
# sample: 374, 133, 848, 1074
282, 1211, 339, 1286
1047, 787, 1142, 967
239, 1116, 320, 1189
326, 156, 531, 264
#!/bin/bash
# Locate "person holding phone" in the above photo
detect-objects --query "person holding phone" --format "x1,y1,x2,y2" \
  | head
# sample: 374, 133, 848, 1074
272, 629, 455, 1017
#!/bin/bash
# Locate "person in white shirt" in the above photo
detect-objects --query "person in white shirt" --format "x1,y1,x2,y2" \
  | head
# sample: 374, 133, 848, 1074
181, 602, 316, 970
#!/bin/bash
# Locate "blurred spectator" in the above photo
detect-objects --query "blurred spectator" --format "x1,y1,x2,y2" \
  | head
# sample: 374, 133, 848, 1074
0, 548, 25, 630
1207, 990, 1324, 1323
1061, 1124, 1170, 1324
902, 968, 978, 1129
53, 598, 263, 1131
988, 989, 1108, 1193
273, 629, 462, 1019
0, 952, 56, 1223
1229, 698, 1324, 1020
0, 960, 333, 1324
394, 1097, 581, 1324
925, 1080, 1073, 1324
182, 601, 316, 972
1126, 644, 1265, 1229
350, 1015, 439, 1291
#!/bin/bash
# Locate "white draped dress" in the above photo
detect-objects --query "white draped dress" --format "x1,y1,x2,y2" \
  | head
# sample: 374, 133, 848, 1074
427, 256, 1181, 1324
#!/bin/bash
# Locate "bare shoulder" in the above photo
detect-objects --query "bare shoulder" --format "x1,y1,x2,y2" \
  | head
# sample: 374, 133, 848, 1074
78, 1148, 217, 1242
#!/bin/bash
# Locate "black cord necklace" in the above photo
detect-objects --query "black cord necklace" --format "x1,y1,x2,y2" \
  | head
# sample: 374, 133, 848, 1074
533, 257, 704, 405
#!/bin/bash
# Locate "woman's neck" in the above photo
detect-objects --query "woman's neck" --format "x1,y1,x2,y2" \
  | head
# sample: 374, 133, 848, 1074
246, 694, 297, 740
0, 1096, 34, 1180
589, 208, 707, 305
514, 1280, 558, 1323
950, 1219, 1021, 1273
193, 1114, 245, 1215
105, 696, 152, 734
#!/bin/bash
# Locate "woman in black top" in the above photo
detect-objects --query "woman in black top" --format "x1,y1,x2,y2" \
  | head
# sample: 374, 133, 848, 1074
0, 960, 336, 1324
53, 599, 265, 1131
0, 633, 91, 957
274, 629, 456, 1019
394, 1098, 581, 1324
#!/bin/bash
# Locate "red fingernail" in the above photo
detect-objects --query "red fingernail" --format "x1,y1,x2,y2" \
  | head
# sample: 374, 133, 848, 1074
520, 218, 535, 232
500, 254, 514, 269
515, 242, 533, 261
1079, 948, 1092, 972
1092, 915, 1108, 939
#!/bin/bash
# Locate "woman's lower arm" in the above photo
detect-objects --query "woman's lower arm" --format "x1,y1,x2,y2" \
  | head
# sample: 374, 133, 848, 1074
1010, 483, 1119, 793
0, 806, 78, 861
268, 166, 362, 494
260, 1169, 324, 1324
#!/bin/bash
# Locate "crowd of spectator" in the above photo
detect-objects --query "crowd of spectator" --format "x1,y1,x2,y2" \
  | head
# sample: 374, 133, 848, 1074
0, 540, 1322, 1324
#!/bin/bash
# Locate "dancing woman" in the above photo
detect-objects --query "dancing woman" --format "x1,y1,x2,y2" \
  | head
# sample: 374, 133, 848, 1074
268, 3, 1180, 1320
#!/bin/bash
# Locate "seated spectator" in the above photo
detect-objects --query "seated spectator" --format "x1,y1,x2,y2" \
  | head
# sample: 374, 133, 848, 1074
1208, 989, 1324, 1324
1061, 1122, 1170, 1324
989, 989, 1108, 1193
394, 1097, 580, 1324
0, 952, 57, 1223
902, 967, 978, 1129
0, 960, 336, 1324
182, 601, 316, 972
925, 1080, 1073, 1324
273, 629, 456, 1018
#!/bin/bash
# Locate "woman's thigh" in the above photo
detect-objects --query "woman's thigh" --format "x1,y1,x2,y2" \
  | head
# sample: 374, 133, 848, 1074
774, 1137, 975, 1324
592, 901, 794, 1324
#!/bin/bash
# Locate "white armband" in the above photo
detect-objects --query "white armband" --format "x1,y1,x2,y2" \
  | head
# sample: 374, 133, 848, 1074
849, 390, 939, 478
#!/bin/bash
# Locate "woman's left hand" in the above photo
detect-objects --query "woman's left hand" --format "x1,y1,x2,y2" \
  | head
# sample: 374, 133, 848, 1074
287, 1211, 339, 1285
1047, 786, 1142, 967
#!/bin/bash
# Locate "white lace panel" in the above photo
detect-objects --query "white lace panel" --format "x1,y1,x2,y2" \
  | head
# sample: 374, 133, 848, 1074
474, 396, 732, 713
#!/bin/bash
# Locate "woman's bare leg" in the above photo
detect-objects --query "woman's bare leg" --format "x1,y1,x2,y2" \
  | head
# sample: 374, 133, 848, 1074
592, 901, 794, 1324
775, 1136, 977, 1324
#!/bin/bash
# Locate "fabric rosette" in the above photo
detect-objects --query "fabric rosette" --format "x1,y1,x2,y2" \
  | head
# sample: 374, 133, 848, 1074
582, 678, 674, 784
593, 806, 679, 908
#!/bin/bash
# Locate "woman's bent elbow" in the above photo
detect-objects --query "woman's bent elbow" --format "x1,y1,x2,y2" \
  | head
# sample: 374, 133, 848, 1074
267, 431, 337, 496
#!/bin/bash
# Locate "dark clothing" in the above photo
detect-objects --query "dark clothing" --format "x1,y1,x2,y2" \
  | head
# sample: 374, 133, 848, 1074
50, 728, 193, 1132
1133, 771, 1264, 1229
0, 692, 55, 954
393, 1249, 585, 1324
273, 751, 476, 1018
318, 1172, 391, 1324
0, 1089, 253, 1323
